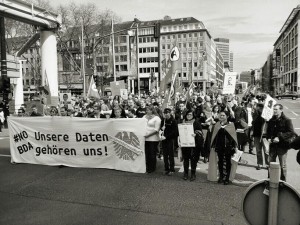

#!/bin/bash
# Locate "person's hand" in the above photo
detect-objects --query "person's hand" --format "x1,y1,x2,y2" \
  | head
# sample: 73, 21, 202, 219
191, 133, 196, 137
273, 137, 279, 143
160, 136, 166, 141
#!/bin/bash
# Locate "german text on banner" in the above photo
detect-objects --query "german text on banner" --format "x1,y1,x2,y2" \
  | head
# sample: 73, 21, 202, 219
8, 117, 147, 173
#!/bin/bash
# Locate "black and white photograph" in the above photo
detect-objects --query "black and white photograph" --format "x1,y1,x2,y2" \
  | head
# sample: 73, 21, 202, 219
0, 0, 300, 224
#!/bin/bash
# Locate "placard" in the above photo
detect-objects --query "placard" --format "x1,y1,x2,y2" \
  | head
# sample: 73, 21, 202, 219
178, 123, 195, 147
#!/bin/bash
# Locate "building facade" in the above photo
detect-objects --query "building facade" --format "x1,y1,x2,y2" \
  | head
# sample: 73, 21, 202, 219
272, 5, 300, 94
214, 38, 230, 71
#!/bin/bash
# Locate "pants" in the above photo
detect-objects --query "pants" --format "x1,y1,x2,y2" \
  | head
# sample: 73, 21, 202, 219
217, 151, 232, 181
162, 139, 175, 172
243, 127, 253, 152
269, 147, 287, 181
145, 141, 159, 173
182, 147, 199, 175
254, 137, 269, 166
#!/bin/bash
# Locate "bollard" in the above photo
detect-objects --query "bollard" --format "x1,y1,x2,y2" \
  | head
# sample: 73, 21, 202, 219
268, 162, 280, 225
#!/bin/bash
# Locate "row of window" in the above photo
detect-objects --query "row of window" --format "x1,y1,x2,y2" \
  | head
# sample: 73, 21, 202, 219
96, 55, 128, 63
161, 23, 202, 32
162, 52, 205, 59
161, 32, 203, 40
139, 57, 159, 63
283, 24, 298, 55
138, 37, 156, 43
96, 64, 128, 72
115, 46, 127, 53
139, 67, 159, 73
178, 72, 203, 78
283, 47, 298, 72
139, 47, 159, 53
162, 42, 203, 50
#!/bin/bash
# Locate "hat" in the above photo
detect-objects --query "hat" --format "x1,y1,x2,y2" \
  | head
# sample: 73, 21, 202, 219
163, 108, 171, 114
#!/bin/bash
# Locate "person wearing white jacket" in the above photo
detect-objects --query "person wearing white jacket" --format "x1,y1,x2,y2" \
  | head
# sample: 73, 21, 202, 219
0, 107, 4, 133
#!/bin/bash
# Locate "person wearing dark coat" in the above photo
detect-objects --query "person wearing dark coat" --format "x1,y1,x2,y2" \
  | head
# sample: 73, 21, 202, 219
180, 110, 203, 181
211, 110, 238, 185
266, 103, 295, 181
160, 108, 179, 175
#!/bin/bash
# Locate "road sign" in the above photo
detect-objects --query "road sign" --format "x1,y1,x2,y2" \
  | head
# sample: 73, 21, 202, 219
242, 180, 300, 225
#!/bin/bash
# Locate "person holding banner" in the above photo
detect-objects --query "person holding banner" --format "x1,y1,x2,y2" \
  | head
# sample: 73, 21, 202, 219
144, 105, 162, 173
211, 110, 238, 185
180, 110, 203, 181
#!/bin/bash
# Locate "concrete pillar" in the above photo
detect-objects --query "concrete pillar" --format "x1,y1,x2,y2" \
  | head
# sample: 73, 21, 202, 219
14, 60, 25, 113
40, 30, 58, 103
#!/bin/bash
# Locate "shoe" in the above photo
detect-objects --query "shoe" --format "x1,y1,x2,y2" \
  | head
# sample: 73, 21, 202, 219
256, 165, 262, 170
218, 178, 223, 183
164, 171, 170, 175
183, 174, 188, 180
223, 180, 229, 185
190, 174, 196, 181
169, 172, 174, 176
203, 158, 207, 163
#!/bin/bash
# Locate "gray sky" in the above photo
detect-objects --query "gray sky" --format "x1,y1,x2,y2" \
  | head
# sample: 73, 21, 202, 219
51, 0, 300, 73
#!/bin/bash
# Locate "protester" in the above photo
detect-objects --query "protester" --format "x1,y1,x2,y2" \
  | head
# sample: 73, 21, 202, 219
0, 107, 4, 132
211, 110, 238, 185
136, 99, 147, 118
266, 103, 295, 181
30, 105, 43, 117
180, 110, 203, 181
160, 108, 178, 176
252, 103, 269, 170
144, 105, 161, 173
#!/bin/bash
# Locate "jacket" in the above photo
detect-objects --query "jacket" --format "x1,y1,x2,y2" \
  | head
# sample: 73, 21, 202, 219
161, 116, 178, 140
267, 112, 295, 152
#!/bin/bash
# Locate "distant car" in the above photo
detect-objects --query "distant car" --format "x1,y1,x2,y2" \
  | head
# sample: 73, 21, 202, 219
275, 92, 300, 100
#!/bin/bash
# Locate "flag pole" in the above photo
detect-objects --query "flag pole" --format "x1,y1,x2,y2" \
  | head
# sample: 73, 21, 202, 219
136, 23, 140, 97
112, 17, 116, 82
81, 20, 86, 97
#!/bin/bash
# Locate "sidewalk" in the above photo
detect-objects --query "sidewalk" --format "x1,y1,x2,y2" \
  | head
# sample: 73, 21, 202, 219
0, 128, 9, 138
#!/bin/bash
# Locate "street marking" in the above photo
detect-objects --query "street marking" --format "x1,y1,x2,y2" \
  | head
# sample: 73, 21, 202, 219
0, 154, 10, 157
290, 118, 296, 119
284, 106, 289, 109
295, 128, 300, 130
291, 111, 299, 116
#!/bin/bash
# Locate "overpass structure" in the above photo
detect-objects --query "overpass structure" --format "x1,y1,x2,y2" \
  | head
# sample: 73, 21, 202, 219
0, 0, 62, 112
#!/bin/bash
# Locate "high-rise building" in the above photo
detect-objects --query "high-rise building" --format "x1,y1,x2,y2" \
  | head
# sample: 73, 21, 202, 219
230, 51, 234, 71
214, 38, 230, 70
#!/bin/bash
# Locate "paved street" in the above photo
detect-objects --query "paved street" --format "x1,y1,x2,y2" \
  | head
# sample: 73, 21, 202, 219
0, 99, 299, 225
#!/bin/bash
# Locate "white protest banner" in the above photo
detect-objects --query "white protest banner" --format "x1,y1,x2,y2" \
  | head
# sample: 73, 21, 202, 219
120, 89, 128, 100
222, 72, 237, 94
261, 94, 276, 121
8, 117, 147, 173
178, 124, 195, 147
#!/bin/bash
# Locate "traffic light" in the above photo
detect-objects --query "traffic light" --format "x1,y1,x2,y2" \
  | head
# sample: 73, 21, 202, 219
154, 23, 160, 38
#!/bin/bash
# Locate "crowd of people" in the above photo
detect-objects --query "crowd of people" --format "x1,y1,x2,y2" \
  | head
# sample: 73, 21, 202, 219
1, 88, 296, 183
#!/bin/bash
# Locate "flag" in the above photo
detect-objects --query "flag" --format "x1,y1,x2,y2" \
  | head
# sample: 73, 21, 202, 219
186, 82, 196, 103
87, 75, 100, 99
40, 70, 52, 105
159, 61, 172, 95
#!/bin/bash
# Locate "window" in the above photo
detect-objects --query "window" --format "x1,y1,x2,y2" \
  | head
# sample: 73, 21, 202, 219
200, 72, 203, 76
183, 43, 186, 48
183, 72, 187, 77
120, 55, 127, 62
189, 33, 192, 38
167, 35, 170, 39
115, 47, 119, 53
194, 72, 197, 77
194, 62, 197, 67
120, 36, 127, 43
184, 25, 187, 29
189, 43, 192, 47
178, 73, 181, 77
173, 35, 176, 39
183, 62, 187, 67
120, 65, 128, 71
194, 33, 197, 37
183, 34, 186, 38
167, 44, 171, 49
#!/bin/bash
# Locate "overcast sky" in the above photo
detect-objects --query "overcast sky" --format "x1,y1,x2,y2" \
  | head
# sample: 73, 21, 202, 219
50, 0, 300, 73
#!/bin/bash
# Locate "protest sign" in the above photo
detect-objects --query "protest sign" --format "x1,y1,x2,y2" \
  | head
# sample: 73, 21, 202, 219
261, 95, 276, 121
8, 117, 147, 173
223, 72, 237, 94
178, 124, 195, 147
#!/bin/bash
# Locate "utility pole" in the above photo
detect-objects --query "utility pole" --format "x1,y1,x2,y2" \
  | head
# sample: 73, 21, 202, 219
0, 16, 10, 126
